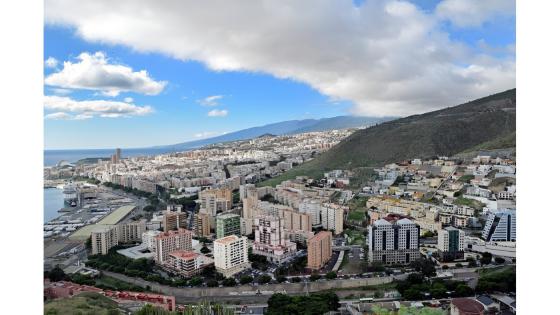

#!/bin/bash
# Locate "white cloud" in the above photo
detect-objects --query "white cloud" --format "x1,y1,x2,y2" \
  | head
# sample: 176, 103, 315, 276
45, 0, 515, 116
44, 51, 167, 96
197, 95, 223, 106
124, 97, 134, 103
436, 0, 515, 28
207, 109, 228, 117
44, 95, 154, 119
45, 112, 73, 120
51, 88, 72, 95
45, 57, 59, 69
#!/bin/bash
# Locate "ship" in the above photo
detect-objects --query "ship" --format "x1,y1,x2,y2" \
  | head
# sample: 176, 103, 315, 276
62, 184, 77, 206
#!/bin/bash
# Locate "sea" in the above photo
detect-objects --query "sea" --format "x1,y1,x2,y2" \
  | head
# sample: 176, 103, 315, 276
44, 147, 177, 167
44, 188, 65, 223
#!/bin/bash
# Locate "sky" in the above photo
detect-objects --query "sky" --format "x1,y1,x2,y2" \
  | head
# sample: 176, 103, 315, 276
44, 0, 515, 150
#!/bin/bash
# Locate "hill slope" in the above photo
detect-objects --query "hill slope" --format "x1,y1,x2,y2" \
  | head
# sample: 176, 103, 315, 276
260, 89, 516, 185
156, 115, 393, 151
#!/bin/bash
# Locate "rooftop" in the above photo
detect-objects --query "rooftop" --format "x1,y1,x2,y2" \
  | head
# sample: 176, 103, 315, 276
169, 250, 199, 260
451, 298, 484, 314
215, 235, 241, 244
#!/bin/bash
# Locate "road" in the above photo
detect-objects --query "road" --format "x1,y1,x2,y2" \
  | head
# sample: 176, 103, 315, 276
102, 270, 400, 304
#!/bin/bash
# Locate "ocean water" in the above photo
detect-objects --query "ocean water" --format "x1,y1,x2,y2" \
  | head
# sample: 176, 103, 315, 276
44, 147, 178, 167
44, 188, 65, 223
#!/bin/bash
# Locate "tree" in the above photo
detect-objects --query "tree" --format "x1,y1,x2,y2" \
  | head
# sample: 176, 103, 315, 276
291, 277, 301, 283
258, 274, 272, 284
46, 266, 67, 282
200, 246, 211, 254
189, 277, 203, 287
143, 205, 155, 212
455, 263, 463, 268
456, 284, 474, 297
495, 257, 505, 264
480, 252, 492, 265
222, 278, 237, 287
240, 275, 253, 285
276, 275, 287, 283
309, 274, 321, 282
206, 279, 219, 287
325, 271, 337, 280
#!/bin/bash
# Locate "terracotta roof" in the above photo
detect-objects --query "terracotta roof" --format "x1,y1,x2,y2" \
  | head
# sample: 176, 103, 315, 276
452, 298, 485, 314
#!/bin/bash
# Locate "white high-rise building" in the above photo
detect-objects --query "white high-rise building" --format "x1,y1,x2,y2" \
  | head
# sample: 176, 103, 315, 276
299, 199, 322, 226
321, 203, 345, 235
213, 235, 251, 278
368, 218, 420, 264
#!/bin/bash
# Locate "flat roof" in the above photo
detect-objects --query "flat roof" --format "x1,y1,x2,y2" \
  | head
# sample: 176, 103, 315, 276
97, 205, 136, 225
68, 205, 136, 241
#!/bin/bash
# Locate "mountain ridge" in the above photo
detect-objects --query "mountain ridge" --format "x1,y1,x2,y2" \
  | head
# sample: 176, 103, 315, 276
154, 115, 395, 151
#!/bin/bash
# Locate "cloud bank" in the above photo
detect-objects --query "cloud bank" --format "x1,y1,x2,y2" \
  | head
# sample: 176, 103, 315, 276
45, 0, 515, 116
44, 95, 154, 120
44, 52, 167, 96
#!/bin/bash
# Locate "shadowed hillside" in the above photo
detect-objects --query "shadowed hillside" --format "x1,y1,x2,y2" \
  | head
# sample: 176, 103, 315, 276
259, 89, 515, 186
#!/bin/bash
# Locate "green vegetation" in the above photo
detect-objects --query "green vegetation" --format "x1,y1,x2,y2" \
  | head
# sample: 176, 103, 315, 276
396, 273, 473, 301
260, 89, 516, 182
240, 275, 253, 284
476, 266, 516, 293
459, 131, 516, 154
266, 292, 340, 315
44, 292, 120, 315
347, 167, 378, 191
453, 197, 485, 211
135, 302, 234, 315
325, 271, 337, 280
347, 196, 370, 223
344, 229, 366, 245
257, 274, 272, 284
309, 273, 322, 281
372, 306, 446, 315
95, 275, 146, 292
85, 249, 185, 287
458, 175, 475, 183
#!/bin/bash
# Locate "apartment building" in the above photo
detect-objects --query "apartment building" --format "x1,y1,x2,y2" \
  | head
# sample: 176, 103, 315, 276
368, 218, 420, 264
213, 235, 251, 278
307, 231, 332, 270
320, 203, 345, 235
142, 230, 162, 252
438, 227, 465, 261
193, 213, 211, 237
163, 250, 214, 278
216, 213, 241, 239
91, 225, 119, 255
117, 220, 146, 243
154, 228, 193, 264
299, 199, 322, 226
163, 211, 187, 232
252, 215, 297, 263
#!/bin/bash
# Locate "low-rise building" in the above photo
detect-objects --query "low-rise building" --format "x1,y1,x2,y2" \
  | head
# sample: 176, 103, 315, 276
163, 250, 213, 278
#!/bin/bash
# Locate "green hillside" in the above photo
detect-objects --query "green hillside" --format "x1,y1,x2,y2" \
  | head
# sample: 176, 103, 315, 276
259, 89, 515, 187
44, 292, 121, 315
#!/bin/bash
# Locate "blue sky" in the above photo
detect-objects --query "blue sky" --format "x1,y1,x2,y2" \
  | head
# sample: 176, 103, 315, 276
44, 0, 515, 149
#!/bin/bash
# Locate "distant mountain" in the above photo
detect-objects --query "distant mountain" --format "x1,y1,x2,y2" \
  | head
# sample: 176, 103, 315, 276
156, 115, 393, 151
259, 89, 516, 186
